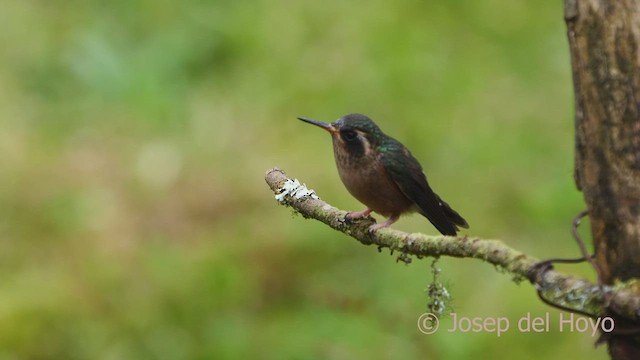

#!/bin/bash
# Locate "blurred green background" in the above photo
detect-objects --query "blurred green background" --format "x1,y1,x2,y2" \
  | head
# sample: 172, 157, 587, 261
0, 0, 607, 359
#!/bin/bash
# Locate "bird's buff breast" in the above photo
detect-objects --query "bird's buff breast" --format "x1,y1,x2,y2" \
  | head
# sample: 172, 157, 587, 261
336, 159, 413, 217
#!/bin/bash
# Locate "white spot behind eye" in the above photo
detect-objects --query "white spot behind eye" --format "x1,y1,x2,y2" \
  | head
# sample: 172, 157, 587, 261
356, 131, 372, 154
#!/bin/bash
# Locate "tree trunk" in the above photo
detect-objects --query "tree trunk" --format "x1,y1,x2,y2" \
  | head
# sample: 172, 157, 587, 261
566, 0, 640, 358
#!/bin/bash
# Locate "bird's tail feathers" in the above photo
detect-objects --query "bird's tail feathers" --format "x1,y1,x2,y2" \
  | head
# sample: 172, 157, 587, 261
437, 196, 469, 230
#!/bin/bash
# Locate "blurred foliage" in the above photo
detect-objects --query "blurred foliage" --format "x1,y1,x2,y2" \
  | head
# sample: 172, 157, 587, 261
0, 0, 607, 359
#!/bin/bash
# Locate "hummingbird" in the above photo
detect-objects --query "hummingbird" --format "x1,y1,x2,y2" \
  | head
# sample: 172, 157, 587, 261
297, 113, 468, 235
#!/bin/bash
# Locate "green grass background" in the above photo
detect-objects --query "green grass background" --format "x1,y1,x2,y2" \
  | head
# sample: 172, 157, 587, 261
0, 0, 607, 359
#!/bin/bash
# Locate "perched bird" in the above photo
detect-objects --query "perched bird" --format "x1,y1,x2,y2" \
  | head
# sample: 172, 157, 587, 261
297, 113, 468, 235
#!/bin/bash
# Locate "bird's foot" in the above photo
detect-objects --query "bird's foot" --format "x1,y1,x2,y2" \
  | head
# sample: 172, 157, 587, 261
366, 214, 400, 235
367, 222, 388, 234
345, 208, 373, 221
345, 208, 373, 224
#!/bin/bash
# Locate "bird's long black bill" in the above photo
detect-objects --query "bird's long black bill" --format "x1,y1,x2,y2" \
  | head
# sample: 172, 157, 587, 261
297, 117, 336, 132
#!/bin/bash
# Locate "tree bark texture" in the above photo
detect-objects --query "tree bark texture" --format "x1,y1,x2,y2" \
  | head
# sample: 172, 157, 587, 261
566, 0, 640, 358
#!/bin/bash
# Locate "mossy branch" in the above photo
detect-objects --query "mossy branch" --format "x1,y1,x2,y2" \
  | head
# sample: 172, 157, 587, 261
265, 167, 640, 321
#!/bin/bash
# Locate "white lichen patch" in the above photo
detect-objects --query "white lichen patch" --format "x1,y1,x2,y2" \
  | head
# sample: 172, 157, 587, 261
275, 178, 319, 202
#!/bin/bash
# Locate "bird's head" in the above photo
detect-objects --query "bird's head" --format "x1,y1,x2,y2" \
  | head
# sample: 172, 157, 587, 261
297, 113, 384, 159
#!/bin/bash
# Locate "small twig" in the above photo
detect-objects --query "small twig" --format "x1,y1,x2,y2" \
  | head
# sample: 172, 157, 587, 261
571, 210, 593, 267
542, 256, 593, 264
528, 210, 609, 317
571, 210, 608, 304
531, 255, 593, 276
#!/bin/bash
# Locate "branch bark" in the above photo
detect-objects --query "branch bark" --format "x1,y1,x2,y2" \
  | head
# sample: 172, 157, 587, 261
265, 167, 640, 322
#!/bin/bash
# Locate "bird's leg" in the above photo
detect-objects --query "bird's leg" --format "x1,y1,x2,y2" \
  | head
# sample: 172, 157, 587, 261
345, 208, 373, 220
368, 214, 400, 233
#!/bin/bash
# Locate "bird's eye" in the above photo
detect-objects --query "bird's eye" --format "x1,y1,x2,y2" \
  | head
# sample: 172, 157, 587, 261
342, 130, 358, 142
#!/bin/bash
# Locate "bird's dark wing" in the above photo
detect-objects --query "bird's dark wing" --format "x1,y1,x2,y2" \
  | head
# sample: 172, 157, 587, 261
380, 140, 461, 235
